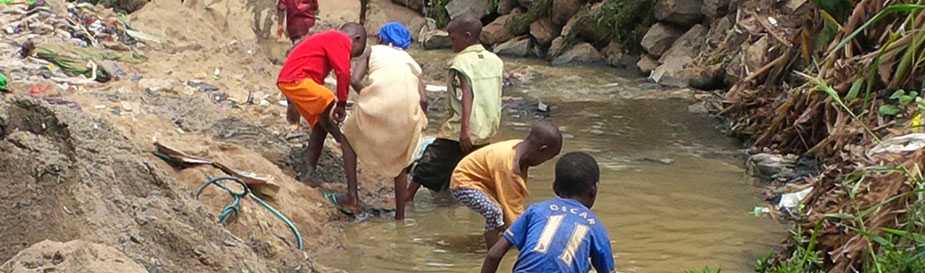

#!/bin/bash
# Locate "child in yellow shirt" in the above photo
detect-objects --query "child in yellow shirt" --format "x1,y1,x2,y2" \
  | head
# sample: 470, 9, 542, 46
450, 122, 563, 250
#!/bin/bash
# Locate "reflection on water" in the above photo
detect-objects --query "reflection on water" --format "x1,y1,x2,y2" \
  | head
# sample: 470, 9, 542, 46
317, 52, 784, 273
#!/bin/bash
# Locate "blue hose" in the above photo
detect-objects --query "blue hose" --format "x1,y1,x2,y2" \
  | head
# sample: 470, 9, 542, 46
195, 176, 305, 251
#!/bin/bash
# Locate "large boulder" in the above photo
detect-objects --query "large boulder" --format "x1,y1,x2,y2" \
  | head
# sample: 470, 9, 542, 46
640, 23, 683, 57
446, 0, 490, 20
637, 54, 661, 73
530, 17, 559, 47
603, 42, 638, 68
655, 0, 704, 26
650, 24, 707, 87
551, 0, 584, 26
551, 43, 604, 65
494, 36, 534, 57
481, 13, 518, 45
0, 240, 148, 273
701, 0, 730, 20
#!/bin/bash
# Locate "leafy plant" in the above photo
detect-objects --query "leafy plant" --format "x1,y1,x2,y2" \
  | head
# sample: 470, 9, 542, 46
879, 90, 924, 117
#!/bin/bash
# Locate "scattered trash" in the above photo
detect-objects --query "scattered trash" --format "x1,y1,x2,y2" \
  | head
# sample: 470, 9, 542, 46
777, 187, 812, 212
746, 153, 797, 182
867, 133, 925, 157
537, 101, 549, 112
187, 80, 219, 93
29, 83, 50, 96
640, 157, 675, 165
424, 84, 447, 92
0, 72, 8, 92
752, 206, 771, 216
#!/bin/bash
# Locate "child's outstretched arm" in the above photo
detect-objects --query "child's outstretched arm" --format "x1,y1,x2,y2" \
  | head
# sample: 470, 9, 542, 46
480, 238, 512, 273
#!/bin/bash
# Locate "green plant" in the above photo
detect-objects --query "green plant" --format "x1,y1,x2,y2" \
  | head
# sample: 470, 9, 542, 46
756, 226, 823, 273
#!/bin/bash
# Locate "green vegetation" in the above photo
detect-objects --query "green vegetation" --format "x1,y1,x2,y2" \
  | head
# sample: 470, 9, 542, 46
427, 0, 452, 29
590, 0, 655, 52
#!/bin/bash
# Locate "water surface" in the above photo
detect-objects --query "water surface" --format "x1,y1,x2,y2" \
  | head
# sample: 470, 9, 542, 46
318, 52, 784, 273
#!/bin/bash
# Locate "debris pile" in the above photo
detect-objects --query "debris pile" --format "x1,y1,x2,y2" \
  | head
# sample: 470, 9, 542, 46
1, 0, 149, 92
691, 0, 925, 271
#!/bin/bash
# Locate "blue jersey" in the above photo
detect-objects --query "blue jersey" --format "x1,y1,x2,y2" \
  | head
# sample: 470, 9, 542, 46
504, 197, 615, 273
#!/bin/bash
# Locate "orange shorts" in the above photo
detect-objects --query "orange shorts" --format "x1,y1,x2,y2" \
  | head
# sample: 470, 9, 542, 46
277, 79, 335, 128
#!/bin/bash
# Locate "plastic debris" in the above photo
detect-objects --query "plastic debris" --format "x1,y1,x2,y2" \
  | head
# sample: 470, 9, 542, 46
868, 133, 925, 157
777, 187, 812, 211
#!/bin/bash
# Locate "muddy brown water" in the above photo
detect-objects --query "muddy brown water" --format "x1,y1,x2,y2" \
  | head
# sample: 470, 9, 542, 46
317, 51, 784, 273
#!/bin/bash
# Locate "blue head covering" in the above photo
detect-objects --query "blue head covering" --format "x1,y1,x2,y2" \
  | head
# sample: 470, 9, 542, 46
378, 22, 412, 50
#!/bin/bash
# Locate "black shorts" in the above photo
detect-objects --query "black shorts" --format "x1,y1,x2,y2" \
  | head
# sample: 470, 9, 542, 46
412, 138, 484, 192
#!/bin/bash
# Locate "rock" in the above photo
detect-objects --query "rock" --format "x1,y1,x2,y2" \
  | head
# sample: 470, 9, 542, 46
0, 240, 148, 273
702, 0, 730, 20
650, 24, 707, 87
139, 78, 178, 92
481, 13, 517, 45
547, 37, 568, 59
559, 13, 581, 39
746, 153, 797, 182
551, 43, 604, 65
602, 42, 638, 68
529, 18, 559, 47
422, 30, 452, 49
551, 0, 584, 26
446, 0, 490, 20
637, 54, 660, 74
705, 16, 733, 48
745, 35, 769, 73
640, 23, 683, 57
494, 36, 534, 57
655, 0, 704, 26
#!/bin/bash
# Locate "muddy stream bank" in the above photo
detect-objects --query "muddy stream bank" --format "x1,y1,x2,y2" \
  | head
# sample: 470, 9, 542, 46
317, 51, 785, 273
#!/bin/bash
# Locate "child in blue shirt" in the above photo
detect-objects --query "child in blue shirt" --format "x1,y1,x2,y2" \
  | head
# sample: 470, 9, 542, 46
481, 152, 615, 273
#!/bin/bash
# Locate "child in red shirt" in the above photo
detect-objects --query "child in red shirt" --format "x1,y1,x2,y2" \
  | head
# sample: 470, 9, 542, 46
277, 23, 367, 214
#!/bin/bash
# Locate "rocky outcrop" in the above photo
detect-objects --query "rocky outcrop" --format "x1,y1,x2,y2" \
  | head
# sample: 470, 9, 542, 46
530, 18, 559, 47
650, 24, 707, 87
494, 36, 535, 57
551, 42, 604, 65
551, 0, 584, 26
641, 23, 683, 57
654, 0, 704, 26
603, 41, 638, 68
701, 0, 729, 20
445, 0, 490, 20
637, 54, 660, 73
481, 13, 518, 45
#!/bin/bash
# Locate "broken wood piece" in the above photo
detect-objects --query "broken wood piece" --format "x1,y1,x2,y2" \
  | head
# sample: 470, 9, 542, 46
153, 142, 213, 166
212, 162, 281, 199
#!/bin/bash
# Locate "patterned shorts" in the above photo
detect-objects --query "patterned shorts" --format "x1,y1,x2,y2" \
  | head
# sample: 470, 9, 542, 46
451, 188, 504, 230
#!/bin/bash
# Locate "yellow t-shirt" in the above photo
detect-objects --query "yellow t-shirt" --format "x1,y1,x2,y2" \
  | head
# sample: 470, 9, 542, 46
450, 140, 528, 225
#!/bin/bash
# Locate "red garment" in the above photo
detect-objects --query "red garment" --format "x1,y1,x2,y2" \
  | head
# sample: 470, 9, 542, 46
277, 0, 317, 40
277, 30, 352, 102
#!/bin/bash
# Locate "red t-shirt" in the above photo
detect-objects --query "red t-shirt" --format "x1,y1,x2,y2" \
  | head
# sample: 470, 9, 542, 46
277, 30, 352, 102
277, 0, 317, 40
